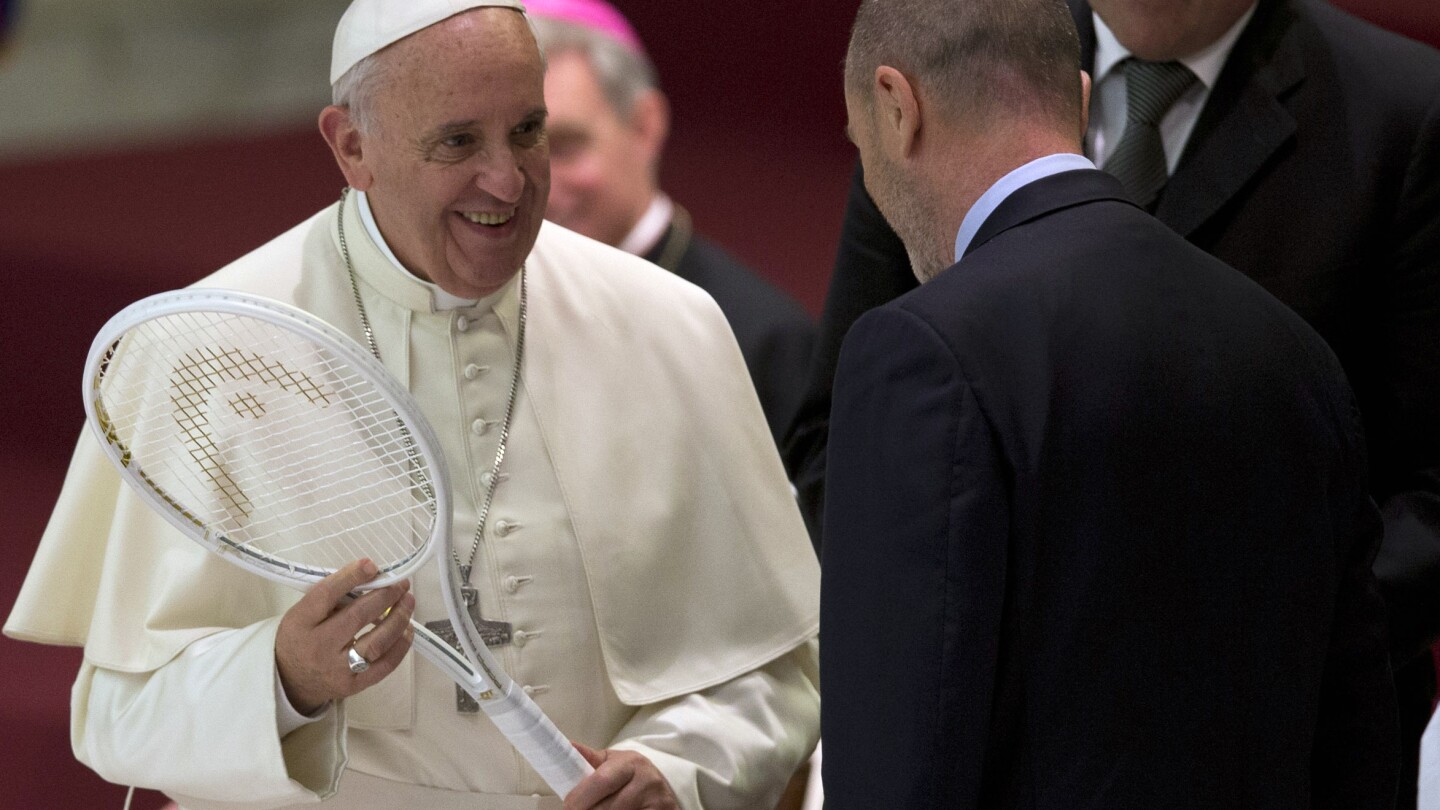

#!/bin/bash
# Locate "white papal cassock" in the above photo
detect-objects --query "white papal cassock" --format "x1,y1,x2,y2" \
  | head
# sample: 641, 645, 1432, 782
4, 191, 820, 809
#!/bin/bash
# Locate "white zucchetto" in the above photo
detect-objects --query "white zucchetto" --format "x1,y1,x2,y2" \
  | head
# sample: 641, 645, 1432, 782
331, 0, 528, 84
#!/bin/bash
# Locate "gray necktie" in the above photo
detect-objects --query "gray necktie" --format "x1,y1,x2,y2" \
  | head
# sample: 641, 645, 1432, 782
1103, 59, 1198, 209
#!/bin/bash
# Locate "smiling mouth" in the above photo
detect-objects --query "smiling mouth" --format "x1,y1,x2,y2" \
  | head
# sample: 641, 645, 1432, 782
461, 210, 516, 226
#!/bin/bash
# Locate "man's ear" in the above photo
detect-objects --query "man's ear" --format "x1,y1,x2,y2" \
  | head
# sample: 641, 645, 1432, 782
628, 88, 671, 172
318, 105, 375, 191
1078, 69, 1093, 141
874, 65, 921, 160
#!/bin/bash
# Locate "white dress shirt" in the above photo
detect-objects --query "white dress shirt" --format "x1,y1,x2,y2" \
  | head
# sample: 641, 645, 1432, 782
617, 193, 674, 257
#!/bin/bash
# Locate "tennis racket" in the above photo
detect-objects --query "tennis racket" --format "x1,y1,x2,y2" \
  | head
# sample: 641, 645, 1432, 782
82, 288, 592, 797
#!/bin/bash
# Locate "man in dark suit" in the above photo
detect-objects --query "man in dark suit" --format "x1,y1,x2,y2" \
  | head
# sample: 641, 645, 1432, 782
527, 0, 814, 447
792, 0, 1440, 798
822, 0, 1399, 806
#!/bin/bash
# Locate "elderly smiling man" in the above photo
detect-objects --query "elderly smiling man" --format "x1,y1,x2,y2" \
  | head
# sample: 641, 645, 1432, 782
2, 2, 820, 809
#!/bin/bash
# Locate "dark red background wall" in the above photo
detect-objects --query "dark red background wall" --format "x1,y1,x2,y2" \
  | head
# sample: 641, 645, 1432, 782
0, 2, 1434, 807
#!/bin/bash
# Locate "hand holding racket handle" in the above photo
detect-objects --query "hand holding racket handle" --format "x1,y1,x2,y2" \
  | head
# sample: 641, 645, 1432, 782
408, 622, 595, 797
283, 591, 590, 796
484, 682, 595, 797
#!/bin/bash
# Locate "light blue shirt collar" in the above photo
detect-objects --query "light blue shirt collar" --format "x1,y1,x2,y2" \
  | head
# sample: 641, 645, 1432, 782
954, 152, 1096, 261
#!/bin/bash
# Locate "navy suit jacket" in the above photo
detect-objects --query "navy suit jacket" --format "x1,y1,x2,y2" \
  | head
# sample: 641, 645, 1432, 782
788, 0, 1440, 654
788, 4, 1440, 794
821, 169, 1397, 809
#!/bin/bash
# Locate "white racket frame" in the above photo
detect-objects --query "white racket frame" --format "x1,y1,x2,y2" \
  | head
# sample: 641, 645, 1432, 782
82, 289, 592, 797
83, 289, 444, 588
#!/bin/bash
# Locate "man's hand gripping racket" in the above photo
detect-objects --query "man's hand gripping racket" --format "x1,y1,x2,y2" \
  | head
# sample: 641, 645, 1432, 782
81, 289, 592, 797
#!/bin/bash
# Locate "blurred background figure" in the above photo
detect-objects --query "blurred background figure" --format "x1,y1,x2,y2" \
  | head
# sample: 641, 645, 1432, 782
528, 0, 815, 448
0, 1, 18, 52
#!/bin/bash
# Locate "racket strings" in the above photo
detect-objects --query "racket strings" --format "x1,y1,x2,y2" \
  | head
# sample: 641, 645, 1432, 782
94, 309, 438, 574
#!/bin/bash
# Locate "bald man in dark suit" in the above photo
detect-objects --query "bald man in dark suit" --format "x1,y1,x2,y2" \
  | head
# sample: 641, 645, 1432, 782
789, 1, 1440, 801
824, 0, 1397, 805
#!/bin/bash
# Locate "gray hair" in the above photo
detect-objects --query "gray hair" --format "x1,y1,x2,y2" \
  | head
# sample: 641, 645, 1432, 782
332, 49, 389, 134
846, 0, 1081, 128
529, 15, 658, 120
331, 11, 546, 134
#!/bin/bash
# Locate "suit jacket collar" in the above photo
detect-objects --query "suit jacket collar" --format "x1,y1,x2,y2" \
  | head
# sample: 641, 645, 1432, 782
963, 168, 1136, 260
1070, 0, 1305, 237
641, 221, 675, 266
641, 204, 695, 275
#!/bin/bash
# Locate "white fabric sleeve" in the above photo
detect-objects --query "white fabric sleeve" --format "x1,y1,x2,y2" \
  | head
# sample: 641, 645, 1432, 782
1421, 710, 1440, 810
72, 616, 348, 809
608, 639, 820, 810
275, 666, 332, 739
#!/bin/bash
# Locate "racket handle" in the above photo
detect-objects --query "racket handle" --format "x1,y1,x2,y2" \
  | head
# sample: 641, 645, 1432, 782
484, 682, 595, 798
408, 616, 587, 795
409, 621, 592, 796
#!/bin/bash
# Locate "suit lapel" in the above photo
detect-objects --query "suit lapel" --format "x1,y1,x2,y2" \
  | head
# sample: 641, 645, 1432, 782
964, 169, 1136, 260
642, 206, 695, 276
641, 222, 675, 267
1154, 0, 1305, 237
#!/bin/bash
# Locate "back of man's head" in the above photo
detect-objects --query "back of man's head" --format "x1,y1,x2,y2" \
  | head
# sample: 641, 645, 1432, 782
846, 0, 1083, 135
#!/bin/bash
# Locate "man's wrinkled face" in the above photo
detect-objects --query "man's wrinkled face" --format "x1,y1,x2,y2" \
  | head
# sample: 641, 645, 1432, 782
358, 9, 550, 298
1089, 0, 1256, 60
542, 49, 657, 248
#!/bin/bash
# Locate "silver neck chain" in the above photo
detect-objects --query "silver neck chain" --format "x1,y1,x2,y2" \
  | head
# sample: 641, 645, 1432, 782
336, 187, 527, 583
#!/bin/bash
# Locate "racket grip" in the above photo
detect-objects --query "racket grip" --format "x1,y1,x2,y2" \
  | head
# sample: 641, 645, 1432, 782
484, 683, 595, 798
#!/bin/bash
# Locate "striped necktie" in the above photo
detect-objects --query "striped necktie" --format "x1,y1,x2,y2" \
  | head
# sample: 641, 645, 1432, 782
1103, 59, 1198, 209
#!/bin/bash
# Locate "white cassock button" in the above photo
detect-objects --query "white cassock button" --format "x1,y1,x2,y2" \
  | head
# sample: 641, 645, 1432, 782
503, 575, 531, 593
456, 315, 471, 332
463, 363, 488, 380
472, 418, 490, 436
494, 519, 519, 537
513, 630, 529, 648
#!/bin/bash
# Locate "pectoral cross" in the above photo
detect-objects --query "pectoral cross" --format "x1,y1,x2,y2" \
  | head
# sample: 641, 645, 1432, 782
424, 566, 512, 713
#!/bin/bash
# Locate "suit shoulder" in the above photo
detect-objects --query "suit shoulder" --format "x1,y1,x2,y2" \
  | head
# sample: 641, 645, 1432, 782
1296, 0, 1440, 97
851, 294, 964, 366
